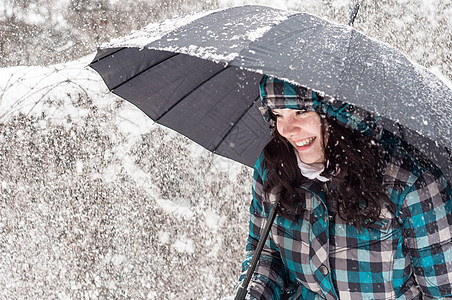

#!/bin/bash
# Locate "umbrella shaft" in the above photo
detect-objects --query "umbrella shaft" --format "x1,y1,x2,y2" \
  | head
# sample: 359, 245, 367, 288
348, 3, 361, 26
235, 198, 280, 300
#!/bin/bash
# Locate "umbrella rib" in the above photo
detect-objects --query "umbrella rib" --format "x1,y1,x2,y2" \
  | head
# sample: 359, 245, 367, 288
212, 94, 262, 153
155, 66, 230, 122
445, 147, 452, 163
91, 47, 127, 63
397, 123, 406, 140
111, 52, 179, 91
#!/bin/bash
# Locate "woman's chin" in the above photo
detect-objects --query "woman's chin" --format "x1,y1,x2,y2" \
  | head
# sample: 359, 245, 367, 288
297, 152, 324, 165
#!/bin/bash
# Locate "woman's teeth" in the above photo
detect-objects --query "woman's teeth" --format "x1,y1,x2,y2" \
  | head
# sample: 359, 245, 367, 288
295, 137, 315, 147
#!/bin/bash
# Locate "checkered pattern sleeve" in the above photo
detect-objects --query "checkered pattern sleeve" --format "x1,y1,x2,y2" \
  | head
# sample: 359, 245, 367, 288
237, 156, 291, 300
401, 168, 452, 298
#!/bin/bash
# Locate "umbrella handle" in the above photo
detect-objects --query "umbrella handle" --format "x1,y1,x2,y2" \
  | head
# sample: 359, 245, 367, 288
348, 3, 361, 26
235, 198, 280, 300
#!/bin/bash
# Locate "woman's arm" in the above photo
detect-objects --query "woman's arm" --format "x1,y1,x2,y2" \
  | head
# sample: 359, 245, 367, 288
402, 168, 452, 298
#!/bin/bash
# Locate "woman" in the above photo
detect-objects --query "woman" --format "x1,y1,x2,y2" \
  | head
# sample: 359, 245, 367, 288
236, 76, 452, 299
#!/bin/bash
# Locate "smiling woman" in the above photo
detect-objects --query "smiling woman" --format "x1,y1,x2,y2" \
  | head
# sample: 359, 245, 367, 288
235, 75, 452, 300
260, 77, 388, 227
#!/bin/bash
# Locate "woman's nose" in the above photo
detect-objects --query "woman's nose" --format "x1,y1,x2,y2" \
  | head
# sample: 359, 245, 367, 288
279, 118, 297, 137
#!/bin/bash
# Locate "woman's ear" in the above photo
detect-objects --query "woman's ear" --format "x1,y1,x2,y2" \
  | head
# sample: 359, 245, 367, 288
269, 119, 276, 131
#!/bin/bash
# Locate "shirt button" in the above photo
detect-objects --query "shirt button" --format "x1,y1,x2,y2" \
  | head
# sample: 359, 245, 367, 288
323, 214, 328, 223
319, 265, 329, 276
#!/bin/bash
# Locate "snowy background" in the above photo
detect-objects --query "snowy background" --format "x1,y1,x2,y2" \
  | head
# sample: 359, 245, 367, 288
0, 0, 451, 299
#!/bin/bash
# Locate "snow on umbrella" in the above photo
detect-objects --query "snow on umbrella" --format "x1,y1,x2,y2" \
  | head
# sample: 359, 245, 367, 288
90, 5, 452, 180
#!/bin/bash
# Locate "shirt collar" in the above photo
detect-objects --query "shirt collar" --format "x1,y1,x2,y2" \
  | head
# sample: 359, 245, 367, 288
294, 148, 329, 182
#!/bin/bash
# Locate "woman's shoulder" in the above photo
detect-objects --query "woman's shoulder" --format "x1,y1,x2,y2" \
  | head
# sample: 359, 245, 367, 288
253, 152, 270, 181
382, 130, 438, 184
381, 130, 447, 210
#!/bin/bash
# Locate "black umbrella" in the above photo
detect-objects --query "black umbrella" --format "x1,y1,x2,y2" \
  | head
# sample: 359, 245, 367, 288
89, 4, 452, 179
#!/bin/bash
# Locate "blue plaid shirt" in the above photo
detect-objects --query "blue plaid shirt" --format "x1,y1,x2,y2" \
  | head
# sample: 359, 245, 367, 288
239, 138, 452, 299
238, 99, 452, 299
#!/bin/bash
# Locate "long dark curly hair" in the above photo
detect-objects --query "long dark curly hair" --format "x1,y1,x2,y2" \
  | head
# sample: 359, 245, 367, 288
263, 113, 390, 230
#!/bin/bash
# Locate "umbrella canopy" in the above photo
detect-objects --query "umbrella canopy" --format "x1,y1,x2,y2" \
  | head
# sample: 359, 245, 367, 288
90, 5, 452, 180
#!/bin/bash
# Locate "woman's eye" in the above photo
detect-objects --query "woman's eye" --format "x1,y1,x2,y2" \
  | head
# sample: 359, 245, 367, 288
296, 110, 305, 115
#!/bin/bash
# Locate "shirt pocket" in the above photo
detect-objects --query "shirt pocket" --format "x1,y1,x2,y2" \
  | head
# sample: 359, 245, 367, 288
366, 205, 403, 243
271, 214, 318, 287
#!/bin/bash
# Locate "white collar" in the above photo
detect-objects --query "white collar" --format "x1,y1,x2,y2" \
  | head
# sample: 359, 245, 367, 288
294, 149, 329, 182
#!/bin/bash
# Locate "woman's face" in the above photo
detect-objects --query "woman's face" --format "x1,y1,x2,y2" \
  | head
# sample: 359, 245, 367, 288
273, 109, 325, 164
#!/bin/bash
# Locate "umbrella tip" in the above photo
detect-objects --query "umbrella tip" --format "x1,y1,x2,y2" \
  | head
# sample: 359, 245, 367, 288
348, 3, 360, 26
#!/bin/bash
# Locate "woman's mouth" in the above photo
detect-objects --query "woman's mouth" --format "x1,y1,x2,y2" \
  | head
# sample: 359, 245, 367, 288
295, 137, 316, 147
